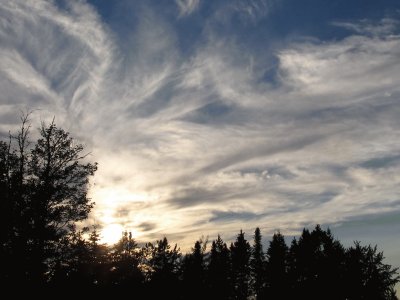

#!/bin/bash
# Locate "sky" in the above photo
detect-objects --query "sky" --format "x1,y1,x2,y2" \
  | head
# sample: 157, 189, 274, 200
1, 0, 400, 276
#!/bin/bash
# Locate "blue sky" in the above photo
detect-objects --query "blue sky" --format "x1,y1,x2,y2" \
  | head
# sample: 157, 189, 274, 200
1, 0, 399, 280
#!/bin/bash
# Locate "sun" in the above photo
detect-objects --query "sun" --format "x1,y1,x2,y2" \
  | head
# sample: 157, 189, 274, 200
100, 223, 124, 245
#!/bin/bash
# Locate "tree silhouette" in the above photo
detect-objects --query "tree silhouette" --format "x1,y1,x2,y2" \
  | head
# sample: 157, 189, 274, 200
250, 227, 265, 299
0, 115, 32, 284
345, 242, 399, 300
28, 119, 97, 284
312, 226, 346, 299
0, 139, 17, 283
145, 237, 181, 297
182, 238, 207, 299
0, 115, 97, 285
207, 235, 232, 299
50, 225, 92, 287
86, 225, 110, 286
264, 231, 289, 299
288, 225, 356, 299
230, 230, 252, 300
109, 231, 143, 288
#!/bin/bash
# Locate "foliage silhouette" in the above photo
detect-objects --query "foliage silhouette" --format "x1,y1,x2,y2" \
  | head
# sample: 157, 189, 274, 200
264, 231, 289, 299
207, 235, 232, 299
230, 230, 252, 300
182, 238, 207, 299
345, 242, 399, 300
251, 227, 265, 299
288, 225, 347, 299
144, 237, 181, 297
0, 115, 97, 286
109, 231, 143, 288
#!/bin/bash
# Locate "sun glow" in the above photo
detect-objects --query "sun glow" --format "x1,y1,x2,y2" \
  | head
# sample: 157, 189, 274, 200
100, 223, 125, 245
90, 185, 155, 245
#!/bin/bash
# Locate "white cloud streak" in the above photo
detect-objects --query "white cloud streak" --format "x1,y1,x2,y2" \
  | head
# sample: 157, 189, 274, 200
175, 0, 200, 17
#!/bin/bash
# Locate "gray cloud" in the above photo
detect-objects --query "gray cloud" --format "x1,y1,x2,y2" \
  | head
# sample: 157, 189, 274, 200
198, 133, 326, 175
209, 210, 261, 223
137, 222, 157, 232
360, 154, 400, 170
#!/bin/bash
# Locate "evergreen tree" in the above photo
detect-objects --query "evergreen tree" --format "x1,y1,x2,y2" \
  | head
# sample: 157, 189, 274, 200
182, 238, 207, 299
289, 227, 316, 297
109, 231, 143, 288
288, 225, 347, 299
250, 227, 265, 299
287, 237, 299, 297
146, 237, 181, 297
312, 226, 346, 299
207, 235, 232, 299
264, 231, 289, 299
87, 225, 110, 286
345, 242, 399, 300
50, 225, 92, 287
230, 230, 252, 300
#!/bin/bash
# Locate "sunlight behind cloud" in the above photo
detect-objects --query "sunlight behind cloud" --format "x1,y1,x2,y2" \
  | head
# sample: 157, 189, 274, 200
100, 223, 125, 245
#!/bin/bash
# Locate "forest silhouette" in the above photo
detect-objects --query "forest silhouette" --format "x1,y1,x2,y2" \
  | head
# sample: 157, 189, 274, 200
1, 115, 399, 299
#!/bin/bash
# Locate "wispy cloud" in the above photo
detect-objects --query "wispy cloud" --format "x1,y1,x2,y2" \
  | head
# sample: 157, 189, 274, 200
0, 0, 114, 131
175, 0, 200, 17
232, 0, 273, 23
332, 18, 399, 36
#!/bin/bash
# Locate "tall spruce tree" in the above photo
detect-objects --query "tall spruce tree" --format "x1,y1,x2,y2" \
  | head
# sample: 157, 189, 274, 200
182, 238, 207, 299
265, 231, 289, 299
345, 242, 399, 300
207, 235, 232, 299
110, 231, 143, 288
231, 230, 252, 300
251, 227, 265, 299
288, 225, 347, 299
146, 237, 181, 297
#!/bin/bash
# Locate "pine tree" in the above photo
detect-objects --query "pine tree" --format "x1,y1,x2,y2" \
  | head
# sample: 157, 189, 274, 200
231, 230, 252, 300
207, 235, 232, 299
87, 225, 110, 286
50, 225, 92, 287
312, 226, 346, 299
146, 237, 181, 297
251, 227, 265, 299
110, 231, 143, 288
345, 242, 400, 299
288, 225, 347, 299
182, 238, 207, 299
265, 231, 289, 299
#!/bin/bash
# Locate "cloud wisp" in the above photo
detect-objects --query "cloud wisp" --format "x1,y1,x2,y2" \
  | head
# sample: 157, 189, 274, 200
175, 0, 200, 17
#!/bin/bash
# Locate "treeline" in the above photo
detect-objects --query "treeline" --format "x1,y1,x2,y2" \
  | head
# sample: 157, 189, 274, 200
43, 226, 399, 300
0, 116, 399, 299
